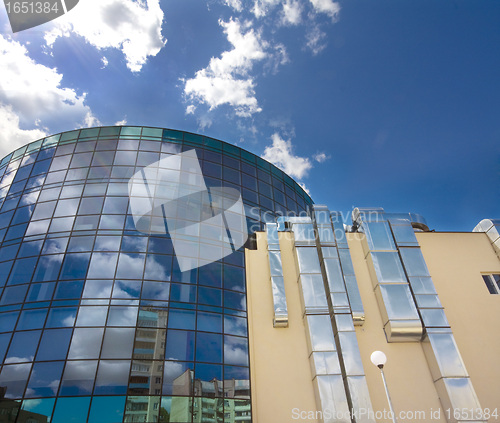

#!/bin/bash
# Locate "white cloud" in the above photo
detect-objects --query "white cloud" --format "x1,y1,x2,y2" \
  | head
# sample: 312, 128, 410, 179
184, 18, 268, 117
252, 0, 281, 18
261, 133, 312, 179
309, 0, 340, 21
115, 118, 128, 126
185, 105, 196, 115
0, 35, 97, 157
313, 152, 329, 162
101, 56, 109, 68
305, 24, 327, 55
224, 0, 243, 12
44, 0, 166, 72
281, 0, 303, 25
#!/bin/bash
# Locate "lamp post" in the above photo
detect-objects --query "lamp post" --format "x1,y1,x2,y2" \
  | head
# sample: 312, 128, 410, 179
371, 351, 397, 423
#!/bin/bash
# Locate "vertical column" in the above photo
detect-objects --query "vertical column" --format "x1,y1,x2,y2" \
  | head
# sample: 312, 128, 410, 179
353, 208, 422, 342
387, 216, 486, 423
313, 206, 375, 423
291, 218, 351, 423
265, 223, 288, 328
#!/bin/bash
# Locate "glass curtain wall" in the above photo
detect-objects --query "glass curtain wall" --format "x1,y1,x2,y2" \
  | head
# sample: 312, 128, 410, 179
0, 126, 312, 423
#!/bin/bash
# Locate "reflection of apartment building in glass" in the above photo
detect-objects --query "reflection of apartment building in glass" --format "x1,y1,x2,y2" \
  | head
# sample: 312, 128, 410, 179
0, 126, 499, 423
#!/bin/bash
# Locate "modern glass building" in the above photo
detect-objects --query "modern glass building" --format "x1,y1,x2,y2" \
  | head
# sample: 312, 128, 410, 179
0, 126, 312, 423
1, 126, 499, 423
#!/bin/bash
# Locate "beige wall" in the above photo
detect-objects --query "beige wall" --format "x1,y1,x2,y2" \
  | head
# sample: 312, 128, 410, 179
417, 231, 500, 415
246, 230, 500, 423
246, 231, 319, 422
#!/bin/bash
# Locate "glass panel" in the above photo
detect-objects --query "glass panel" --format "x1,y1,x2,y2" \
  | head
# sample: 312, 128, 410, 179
223, 315, 247, 337
60, 360, 98, 396
16, 308, 48, 330
197, 312, 222, 333
224, 291, 246, 311
198, 286, 222, 307
162, 362, 194, 396
45, 307, 77, 328
116, 253, 146, 279
87, 253, 118, 279
36, 328, 72, 361
170, 283, 196, 303
299, 274, 328, 308
0, 363, 32, 398
165, 330, 195, 361
144, 254, 171, 281
25, 361, 64, 397
168, 309, 195, 330
142, 281, 170, 301
7, 257, 38, 285
6, 330, 41, 363
306, 314, 335, 351
194, 363, 222, 397
196, 332, 222, 364
21, 398, 55, 422
101, 327, 135, 359
76, 306, 108, 327
68, 328, 104, 359
378, 284, 419, 320
0, 284, 28, 305
51, 396, 91, 423
33, 255, 64, 282
363, 221, 396, 251
94, 360, 130, 395
160, 396, 192, 422
224, 335, 248, 366
107, 306, 139, 326
93, 236, 121, 252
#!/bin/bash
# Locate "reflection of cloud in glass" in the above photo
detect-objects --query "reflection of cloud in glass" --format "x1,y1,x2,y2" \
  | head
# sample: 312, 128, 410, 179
224, 316, 247, 337
82, 280, 113, 299
68, 328, 104, 359
224, 337, 248, 366
5, 355, 34, 364
21, 398, 42, 411
75, 306, 108, 326
107, 306, 138, 326
87, 253, 118, 279
144, 255, 171, 281
116, 253, 145, 280
0, 363, 31, 398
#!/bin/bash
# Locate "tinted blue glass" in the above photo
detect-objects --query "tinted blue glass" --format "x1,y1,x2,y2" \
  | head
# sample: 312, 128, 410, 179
67, 236, 94, 252
36, 328, 72, 361
0, 284, 28, 305
120, 235, 148, 252
51, 396, 91, 423
7, 257, 38, 286
17, 240, 43, 258
12, 206, 32, 224
142, 281, 169, 301
25, 361, 64, 397
54, 280, 84, 300
0, 332, 11, 361
198, 261, 222, 288
6, 330, 41, 363
16, 308, 48, 330
195, 363, 222, 395
0, 311, 19, 332
223, 265, 245, 293
116, 253, 145, 279
224, 291, 246, 311
12, 164, 33, 183
168, 309, 195, 330
94, 361, 130, 395
196, 333, 222, 364
59, 360, 98, 396
171, 260, 197, 284
42, 238, 68, 255
60, 253, 90, 280
103, 196, 129, 214
107, 306, 138, 327
21, 398, 55, 421
0, 363, 31, 398
112, 280, 141, 299
87, 253, 118, 279
87, 396, 126, 422
0, 261, 13, 286
82, 280, 113, 299
0, 210, 14, 229
27, 282, 55, 302
45, 307, 77, 328
165, 330, 195, 361
198, 287, 222, 307
170, 284, 196, 304
93, 236, 121, 252
5, 223, 28, 240
197, 312, 222, 333
0, 243, 19, 261
32, 255, 63, 282
30, 159, 51, 176
224, 335, 249, 366
144, 254, 171, 281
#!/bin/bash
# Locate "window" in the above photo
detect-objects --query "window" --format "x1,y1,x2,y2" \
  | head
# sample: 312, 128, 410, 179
482, 274, 500, 294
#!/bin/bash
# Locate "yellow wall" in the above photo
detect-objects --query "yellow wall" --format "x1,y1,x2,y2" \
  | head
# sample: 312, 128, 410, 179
347, 233, 446, 423
417, 231, 500, 414
246, 230, 500, 422
246, 231, 319, 422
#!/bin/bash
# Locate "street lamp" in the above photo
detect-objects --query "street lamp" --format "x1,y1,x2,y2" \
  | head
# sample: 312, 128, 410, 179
371, 351, 397, 423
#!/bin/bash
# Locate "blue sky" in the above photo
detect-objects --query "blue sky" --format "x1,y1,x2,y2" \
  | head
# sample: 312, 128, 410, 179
0, 0, 498, 231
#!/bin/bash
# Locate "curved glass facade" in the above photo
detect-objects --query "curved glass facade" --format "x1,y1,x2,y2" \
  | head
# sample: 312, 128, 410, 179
0, 126, 312, 423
